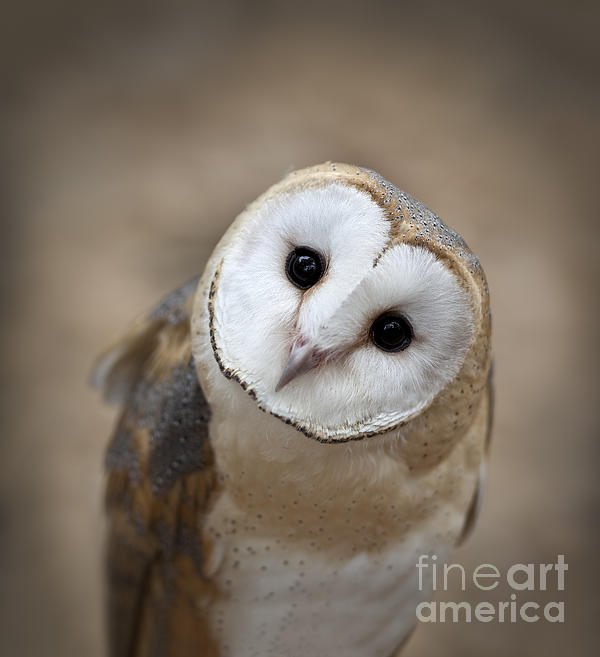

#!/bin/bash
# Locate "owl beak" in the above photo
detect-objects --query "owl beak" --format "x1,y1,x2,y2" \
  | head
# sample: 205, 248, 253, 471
275, 340, 323, 392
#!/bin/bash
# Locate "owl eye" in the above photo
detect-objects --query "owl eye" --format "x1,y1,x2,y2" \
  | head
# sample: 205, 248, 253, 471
370, 313, 413, 352
285, 247, 324, 290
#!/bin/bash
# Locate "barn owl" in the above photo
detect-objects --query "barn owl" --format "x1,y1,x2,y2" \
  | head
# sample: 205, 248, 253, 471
93, 162, 492, 657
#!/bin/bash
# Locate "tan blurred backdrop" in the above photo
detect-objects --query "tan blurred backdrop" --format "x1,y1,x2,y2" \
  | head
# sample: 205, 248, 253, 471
1, 1, 599, 655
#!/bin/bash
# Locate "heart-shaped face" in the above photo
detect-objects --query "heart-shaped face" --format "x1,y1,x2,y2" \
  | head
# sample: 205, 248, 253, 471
202, 171, 480, 443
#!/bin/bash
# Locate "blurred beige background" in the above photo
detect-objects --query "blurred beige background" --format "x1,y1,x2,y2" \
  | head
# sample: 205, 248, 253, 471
1, 1, 598, 655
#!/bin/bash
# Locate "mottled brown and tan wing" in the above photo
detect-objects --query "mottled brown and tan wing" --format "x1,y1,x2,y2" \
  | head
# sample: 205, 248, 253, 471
94, 278, 220, 657
456, 364, 494, 546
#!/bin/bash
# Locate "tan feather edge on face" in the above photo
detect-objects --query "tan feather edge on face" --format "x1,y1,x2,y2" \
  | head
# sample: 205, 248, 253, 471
206, 162, 492, 451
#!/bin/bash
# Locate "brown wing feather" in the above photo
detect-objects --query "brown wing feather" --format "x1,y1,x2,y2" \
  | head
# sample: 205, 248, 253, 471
96, 278, 221, 657
456, 364, 494, 546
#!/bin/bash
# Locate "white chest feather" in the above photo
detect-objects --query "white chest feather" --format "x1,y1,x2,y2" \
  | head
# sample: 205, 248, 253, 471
202, 493, 447, 657
191, 382, 477, 657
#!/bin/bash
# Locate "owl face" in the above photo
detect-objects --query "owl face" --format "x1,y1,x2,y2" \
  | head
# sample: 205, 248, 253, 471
204, 169, 480, 443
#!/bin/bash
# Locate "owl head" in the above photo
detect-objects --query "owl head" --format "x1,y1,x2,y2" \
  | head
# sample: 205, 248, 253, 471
193, 163, 491, 457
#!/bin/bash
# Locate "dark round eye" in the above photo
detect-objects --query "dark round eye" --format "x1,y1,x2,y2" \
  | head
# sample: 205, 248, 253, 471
370, 313, 413, 352
285, 247, 324, 290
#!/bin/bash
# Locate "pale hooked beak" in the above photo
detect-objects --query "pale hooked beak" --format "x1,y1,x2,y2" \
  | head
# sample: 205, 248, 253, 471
275, 340, 324, 392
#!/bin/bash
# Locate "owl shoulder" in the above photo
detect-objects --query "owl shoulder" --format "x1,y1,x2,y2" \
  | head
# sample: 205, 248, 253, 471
93, 273, 216, 513
457, 364, 494, 546
94, 277, 221, 655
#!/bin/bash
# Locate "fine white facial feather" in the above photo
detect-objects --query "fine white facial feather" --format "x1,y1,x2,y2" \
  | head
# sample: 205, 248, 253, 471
210, 182, 474, 440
